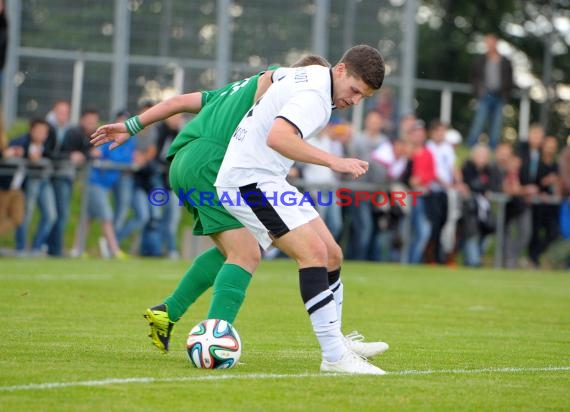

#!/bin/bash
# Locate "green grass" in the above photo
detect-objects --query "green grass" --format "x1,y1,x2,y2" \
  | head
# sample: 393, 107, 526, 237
0, 259, 569, 411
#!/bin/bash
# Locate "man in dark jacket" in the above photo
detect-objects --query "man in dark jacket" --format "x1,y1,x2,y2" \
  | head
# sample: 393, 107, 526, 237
45, 108, 99, 256
467, 34, 513, 149
11, 119, 56, 254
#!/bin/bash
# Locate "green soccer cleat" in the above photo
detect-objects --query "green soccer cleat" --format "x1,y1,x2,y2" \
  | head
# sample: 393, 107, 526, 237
144, 304, 175, 353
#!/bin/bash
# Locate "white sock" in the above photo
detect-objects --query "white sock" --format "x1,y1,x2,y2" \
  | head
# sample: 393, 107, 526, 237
305, 290, 346, 362
329, 278, 343, 331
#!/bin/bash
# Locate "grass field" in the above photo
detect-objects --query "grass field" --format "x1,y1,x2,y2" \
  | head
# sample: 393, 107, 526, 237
1, 259, 569, 411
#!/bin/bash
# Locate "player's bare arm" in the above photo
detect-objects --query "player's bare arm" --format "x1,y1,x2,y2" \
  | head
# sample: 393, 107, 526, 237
90, 91, 203, 148
267, 118, 368, 179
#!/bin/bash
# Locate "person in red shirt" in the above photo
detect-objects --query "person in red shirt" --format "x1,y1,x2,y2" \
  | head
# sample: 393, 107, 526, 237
406, 120, 436, 263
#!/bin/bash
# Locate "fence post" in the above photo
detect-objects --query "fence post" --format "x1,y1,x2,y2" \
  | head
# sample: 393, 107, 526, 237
2, 0, 21, 127
215, 0, 232, 88
518, 89, 531, 141
173, 64, 185, 95
399, 0, 418, 115
70, 58, 85, 125
342, 0, 357, 50
400, 214, 411, 265
312, 0, 330, 57
440, 87, 452, 124
111, 0, 131, 117
77, 164, 91, 256
351, 102, 364, 144
493, 194, 507, 269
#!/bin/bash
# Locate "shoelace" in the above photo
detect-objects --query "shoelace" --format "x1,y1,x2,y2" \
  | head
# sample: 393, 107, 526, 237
344, 331, 365, 342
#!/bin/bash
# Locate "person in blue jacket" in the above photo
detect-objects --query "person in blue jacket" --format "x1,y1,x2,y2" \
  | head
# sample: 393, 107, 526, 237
71, 121, 135, 258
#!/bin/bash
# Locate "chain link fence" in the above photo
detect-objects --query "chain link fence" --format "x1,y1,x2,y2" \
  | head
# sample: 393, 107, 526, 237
3, 0, 406, 124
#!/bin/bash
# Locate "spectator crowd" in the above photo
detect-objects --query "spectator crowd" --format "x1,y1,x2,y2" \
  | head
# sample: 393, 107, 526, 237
0, 100, 184, 259
289, 108, 569, 270
0, 97, 569, 268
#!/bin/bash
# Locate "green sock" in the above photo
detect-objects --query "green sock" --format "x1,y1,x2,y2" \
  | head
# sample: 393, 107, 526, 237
164, 247, 225, 321
207, 263, 252, 324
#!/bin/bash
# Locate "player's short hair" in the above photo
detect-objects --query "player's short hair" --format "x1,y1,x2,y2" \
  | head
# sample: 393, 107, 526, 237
338, 45, 385, 90
291, 54, 330, 68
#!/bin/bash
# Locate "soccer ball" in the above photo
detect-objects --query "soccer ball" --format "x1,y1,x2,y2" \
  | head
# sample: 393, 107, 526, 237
186, 319, 242, 369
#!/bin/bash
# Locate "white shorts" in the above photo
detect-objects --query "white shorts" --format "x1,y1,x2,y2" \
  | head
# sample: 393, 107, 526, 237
217, 180, 319, 250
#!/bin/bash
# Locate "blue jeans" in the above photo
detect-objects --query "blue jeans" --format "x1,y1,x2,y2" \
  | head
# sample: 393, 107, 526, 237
16, 179, 57, 251
161, 190, 181, 253
47, 177, 73, 256
408, 196, 432, 264
467, 92, 504, 149
313, 191, 343, 241
463, 235, 483, 267
371, 229, 394, 262
346, 198, 375, 260
116, 186, 150, 242
88, 185, 114, 221
112, 173, 134, 233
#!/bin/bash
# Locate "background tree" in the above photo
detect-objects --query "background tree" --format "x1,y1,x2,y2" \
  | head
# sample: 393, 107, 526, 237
416, 0, 569, 141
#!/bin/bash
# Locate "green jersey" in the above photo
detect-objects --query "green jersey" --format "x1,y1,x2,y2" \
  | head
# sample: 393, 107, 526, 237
167, 73, 263, 161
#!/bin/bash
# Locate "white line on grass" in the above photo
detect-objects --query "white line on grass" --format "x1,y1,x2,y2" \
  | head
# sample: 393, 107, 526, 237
1, 366, 569, 392
0, 273, 113, 280
391, 366, 570, 376
0, 273, 181, 281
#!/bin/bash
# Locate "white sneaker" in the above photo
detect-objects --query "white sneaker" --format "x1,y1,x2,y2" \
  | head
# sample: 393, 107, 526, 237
344, 331, 389, 358
320, 350, 386, 375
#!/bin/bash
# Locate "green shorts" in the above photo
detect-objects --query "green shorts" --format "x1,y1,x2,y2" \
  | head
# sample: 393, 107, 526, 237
169, 138, 244, 236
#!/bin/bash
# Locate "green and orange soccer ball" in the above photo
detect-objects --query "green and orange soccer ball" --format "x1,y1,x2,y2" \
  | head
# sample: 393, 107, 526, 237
186, 319, 242, 369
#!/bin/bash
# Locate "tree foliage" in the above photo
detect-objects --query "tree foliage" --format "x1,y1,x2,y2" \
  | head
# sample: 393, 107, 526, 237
416, 0, 569, 139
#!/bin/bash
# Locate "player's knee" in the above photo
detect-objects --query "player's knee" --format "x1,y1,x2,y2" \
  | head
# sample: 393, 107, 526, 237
328, 243, 343, 268
299, 238, 328, 267
243, 247, 262, 272
226, 245, 261, 274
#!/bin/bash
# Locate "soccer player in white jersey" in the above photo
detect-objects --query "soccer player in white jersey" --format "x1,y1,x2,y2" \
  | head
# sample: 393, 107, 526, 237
215, 45, 388, 375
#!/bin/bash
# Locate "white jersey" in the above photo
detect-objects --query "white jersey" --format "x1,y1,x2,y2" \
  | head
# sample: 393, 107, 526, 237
426, 139, 456, 190
215, 65, 333, 188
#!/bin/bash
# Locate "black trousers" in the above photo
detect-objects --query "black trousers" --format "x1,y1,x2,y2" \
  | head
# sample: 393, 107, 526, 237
425, 191, 449, 263
529, 204, 560, 264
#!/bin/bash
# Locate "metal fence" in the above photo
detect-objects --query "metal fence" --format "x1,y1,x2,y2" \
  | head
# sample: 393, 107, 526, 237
1, 0, 401, 122
2, 0, 534, 140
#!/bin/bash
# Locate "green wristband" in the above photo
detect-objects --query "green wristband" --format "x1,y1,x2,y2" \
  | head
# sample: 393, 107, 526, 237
125, 115, 144, 136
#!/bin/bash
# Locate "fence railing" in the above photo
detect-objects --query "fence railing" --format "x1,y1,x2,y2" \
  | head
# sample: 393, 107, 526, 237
3, 47, 535, 142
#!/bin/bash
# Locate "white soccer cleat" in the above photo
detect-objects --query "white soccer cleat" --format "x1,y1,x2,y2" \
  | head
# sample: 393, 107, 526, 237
320, 350, 387, 375
343, 331, 389, 358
